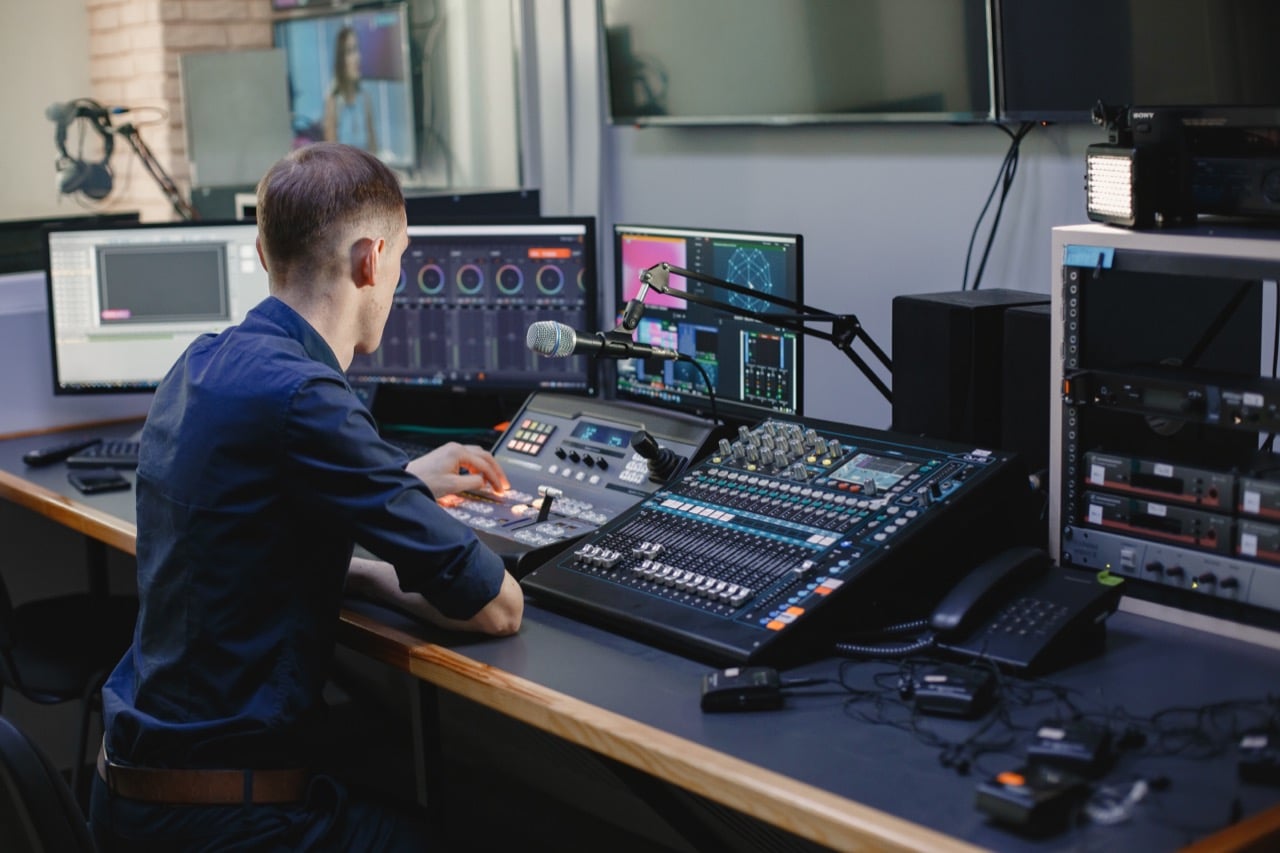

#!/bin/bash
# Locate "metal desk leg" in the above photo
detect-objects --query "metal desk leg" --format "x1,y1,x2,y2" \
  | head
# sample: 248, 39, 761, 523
85, 537, 109, 597
409, 680, 444, 829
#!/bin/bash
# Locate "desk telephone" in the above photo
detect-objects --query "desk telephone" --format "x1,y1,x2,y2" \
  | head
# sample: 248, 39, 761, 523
930, 547, 1123, 675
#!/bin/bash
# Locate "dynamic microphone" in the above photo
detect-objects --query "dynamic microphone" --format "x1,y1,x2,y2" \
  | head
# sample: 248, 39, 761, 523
526, 321, 680, 361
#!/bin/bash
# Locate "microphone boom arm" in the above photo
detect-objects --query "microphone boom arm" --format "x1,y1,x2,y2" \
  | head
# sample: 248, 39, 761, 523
639, 262, 893, 403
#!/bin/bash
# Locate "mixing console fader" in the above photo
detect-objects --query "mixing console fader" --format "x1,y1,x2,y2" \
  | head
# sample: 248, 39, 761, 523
522, 416, 1033, 665
439, 392, 715, 573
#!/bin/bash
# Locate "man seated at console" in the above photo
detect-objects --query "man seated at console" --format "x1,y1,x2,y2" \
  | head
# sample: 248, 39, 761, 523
90, 142, 523, 851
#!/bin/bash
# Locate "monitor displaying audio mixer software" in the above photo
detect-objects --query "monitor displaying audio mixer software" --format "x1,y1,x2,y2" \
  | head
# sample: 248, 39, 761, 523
346, 218, 599, 397
612, 223, 803, 423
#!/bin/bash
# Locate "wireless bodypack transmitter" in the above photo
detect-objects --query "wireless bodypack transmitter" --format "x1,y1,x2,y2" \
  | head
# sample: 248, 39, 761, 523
1239, 731, 1280, 786
976, 763, 1089, 835
901, 663, 996, 718
1027, 719, 1114, 777
701, 666, 784, 712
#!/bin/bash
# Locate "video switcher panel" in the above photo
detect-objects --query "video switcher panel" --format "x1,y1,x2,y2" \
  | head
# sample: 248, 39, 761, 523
439, 392, 715, 570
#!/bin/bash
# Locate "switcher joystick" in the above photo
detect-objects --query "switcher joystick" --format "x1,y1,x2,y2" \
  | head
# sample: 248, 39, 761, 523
630, 429, 687, 484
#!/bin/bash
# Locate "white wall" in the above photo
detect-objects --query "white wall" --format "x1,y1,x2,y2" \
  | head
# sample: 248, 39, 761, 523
0, 0, 92, 220
600, 122, 1094, 430
542, 1, 1097, 431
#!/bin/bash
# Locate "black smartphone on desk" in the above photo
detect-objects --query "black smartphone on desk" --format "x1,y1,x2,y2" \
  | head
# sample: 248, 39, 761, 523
67, 469, 131, 495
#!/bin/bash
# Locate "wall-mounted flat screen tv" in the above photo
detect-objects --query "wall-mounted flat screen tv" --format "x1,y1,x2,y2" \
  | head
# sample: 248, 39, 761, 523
996, 0, 1280, 123
601, 0, 994, 126
274, 3, 417, 168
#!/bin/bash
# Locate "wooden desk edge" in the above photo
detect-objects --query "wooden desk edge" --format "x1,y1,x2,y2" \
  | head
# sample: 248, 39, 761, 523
0, 416, 144, 443
337, 608, 981, 853
0, 469, 137, 555
1180, 801, 1280, 853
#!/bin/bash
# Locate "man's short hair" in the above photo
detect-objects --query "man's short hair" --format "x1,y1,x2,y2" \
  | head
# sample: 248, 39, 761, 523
256, 143, 404, 280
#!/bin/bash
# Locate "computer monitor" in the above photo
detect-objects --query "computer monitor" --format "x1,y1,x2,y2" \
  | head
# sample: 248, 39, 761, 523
44, 221, 269, 394
612, 223, 803, 424
346, 217, 599, 401
0, 212, 139, 275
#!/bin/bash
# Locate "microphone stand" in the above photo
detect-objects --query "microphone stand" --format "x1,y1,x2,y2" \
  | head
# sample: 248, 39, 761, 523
638, 262, 893, 403
113, 121, 199, 221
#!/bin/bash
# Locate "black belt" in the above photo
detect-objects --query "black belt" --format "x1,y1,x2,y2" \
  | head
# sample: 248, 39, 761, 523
97, 742, 309, 805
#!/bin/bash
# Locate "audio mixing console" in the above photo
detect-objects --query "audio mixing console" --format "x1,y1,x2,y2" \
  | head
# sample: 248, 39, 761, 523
522, 416, 1033, 664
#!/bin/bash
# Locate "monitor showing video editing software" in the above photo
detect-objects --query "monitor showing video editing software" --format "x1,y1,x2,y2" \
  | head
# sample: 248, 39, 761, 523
44, 221, 269, 394
613, 223, 802, 422
346, 218, 598, 398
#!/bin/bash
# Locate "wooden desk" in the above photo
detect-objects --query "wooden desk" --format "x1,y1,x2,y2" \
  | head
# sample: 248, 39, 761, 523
4, 423, 1280, 852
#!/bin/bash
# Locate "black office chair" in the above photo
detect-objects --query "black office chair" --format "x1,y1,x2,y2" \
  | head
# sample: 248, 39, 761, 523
0, 575, 136, 805
0, 714, 96, 852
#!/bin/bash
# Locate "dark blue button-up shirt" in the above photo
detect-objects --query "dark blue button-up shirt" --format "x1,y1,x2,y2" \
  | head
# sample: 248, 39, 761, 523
103, 296, 505, 769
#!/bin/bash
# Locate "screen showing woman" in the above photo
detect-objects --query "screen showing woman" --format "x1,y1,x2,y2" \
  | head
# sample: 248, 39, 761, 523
274, 4, 416, 169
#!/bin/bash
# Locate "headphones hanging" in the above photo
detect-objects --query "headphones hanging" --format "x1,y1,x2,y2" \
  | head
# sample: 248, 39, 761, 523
48, 98, 115, 201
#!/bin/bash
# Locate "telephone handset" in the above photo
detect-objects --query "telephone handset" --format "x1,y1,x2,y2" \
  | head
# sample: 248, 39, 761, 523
931, 547, 1123, 676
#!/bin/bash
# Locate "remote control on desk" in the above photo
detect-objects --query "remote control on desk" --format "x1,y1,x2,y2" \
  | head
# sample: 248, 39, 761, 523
22, 438, 102, 467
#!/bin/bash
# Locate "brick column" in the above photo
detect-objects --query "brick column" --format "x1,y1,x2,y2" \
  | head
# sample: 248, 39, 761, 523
87, 0, 273, 221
